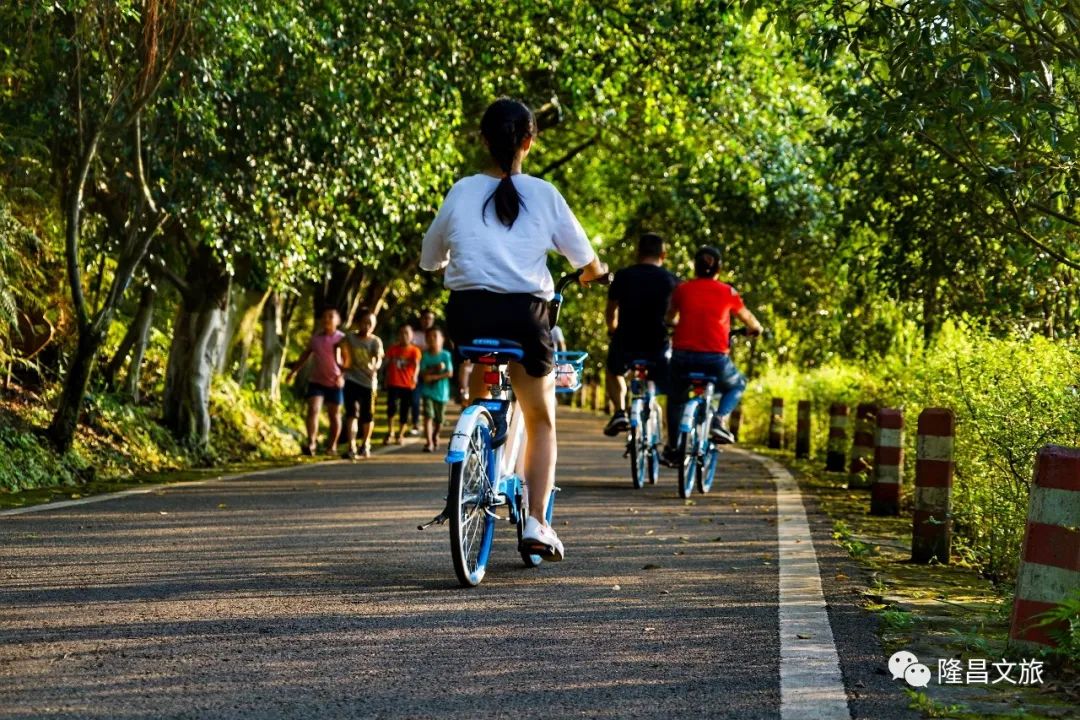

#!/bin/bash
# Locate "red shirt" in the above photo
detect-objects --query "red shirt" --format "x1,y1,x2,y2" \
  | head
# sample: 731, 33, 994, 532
671, 278, 745, 354
386, 343, 422, 389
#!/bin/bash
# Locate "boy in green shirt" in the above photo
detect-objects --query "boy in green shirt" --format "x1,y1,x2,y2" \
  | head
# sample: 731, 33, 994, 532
420, 328, 454, 453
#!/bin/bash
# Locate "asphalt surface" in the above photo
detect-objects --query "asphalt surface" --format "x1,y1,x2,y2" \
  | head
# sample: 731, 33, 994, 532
0, 409, 916, 719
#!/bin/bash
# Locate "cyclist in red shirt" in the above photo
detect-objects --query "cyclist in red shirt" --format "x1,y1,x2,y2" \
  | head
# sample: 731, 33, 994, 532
663, 246, 763, 463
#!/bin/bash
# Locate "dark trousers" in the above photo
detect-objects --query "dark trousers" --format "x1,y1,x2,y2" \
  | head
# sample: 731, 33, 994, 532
410, 385, 421, 426
666, 350, 747, 447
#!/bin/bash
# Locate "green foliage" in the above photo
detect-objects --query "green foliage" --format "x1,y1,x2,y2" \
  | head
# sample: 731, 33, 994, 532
744, 322, 1080, 582
878, 608, 916, 632
0, 382, 300, 494
832, 519, 880, 558
1036, 591, 1080, 664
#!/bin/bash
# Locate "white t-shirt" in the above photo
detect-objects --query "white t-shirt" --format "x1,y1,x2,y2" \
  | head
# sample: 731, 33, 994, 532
550, 325, 566, 348
420, 174, 595, 301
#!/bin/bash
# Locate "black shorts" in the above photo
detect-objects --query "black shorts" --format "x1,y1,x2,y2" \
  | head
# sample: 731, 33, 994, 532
386, 386, 413, 418
606, 335, 670, 393
446, 290, 554, 378
343, 380, 375, 423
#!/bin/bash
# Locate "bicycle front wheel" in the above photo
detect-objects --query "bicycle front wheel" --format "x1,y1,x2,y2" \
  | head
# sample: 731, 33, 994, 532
448, 419, 496, 587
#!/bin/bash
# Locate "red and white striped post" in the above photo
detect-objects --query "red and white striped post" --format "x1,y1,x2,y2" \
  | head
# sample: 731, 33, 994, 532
730, 408, 742, 442
825, 403, 848, 472
870, 408, 903, 516
848, 403, 877, 488
768, 399, 784, 449
1010, 445, 1080, 650
795, 401, 811, 459
912, 408, 954, 564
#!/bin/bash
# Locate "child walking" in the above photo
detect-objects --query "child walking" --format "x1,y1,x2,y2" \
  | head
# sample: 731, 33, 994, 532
384, 324, 422, 445
419, 328, 453, 453
341, 310, 384, 459
287, 307, 348, 456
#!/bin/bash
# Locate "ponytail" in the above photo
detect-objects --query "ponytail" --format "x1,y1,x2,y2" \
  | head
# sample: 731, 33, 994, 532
480, 98, 536, 228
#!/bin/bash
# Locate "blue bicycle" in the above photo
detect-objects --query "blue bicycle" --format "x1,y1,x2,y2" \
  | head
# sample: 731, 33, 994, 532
673, 328, 751, 499
675, 372, 721, 499
625, 360, 663, 489
419, 270, 595, 587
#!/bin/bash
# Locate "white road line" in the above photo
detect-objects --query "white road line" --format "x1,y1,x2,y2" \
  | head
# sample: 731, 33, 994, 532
737, 449, 852, 720
0, 443, 415, 518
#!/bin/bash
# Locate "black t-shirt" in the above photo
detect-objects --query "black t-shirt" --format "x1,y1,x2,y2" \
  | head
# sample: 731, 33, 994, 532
609, 263, 679, 351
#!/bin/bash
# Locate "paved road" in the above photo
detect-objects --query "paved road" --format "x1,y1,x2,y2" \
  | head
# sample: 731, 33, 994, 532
0, 409, 915, 719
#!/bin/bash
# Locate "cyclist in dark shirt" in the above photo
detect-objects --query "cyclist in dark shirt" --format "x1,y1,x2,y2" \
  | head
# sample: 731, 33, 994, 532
603, 233, 679, 436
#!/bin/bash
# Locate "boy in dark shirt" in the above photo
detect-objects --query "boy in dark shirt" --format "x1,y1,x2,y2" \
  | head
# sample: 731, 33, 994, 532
603, 233, 679, 436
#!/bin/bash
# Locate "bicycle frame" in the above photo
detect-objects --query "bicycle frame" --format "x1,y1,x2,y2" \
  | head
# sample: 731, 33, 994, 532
679, 380, 717, 441
444, 370, 529, 528
625, 362, 663, 488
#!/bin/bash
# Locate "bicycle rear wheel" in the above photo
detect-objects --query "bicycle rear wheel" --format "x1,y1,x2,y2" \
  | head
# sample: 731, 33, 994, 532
697, 443, 719, 494
677, 429, 697, 499
448, 418, 496, 587
646, 406, 661, 485
629, 425, 647, 489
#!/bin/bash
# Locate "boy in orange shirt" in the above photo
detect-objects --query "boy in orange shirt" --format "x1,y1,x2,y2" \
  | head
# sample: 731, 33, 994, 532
384, 324, 422, 445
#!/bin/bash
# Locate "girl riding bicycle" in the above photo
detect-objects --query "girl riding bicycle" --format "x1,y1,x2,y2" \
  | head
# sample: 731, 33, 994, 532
420, 98, 608, 560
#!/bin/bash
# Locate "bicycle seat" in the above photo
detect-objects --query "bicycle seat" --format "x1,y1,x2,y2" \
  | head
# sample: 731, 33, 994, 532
687, 372, 718, 384
459, 338, 525, 363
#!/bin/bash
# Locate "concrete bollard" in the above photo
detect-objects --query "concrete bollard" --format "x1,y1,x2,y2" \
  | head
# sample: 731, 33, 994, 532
768, 398, 784, 449
1010, 446, 1080, 650
848, 403, 877, 488
826, 403, 848, 472
795, 401, 811, 459
870, 408, 903, 516
730, 408, 742, 442
912, 408, 954, 564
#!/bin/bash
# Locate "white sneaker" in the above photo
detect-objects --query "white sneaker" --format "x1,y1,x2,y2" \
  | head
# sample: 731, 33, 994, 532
519, 516, 565, 562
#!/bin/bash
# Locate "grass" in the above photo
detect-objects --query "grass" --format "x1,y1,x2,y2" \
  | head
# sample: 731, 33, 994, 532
759, 446, 1079, 717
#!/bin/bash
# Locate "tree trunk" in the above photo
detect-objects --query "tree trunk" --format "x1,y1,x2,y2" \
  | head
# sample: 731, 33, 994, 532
162, 250, 231, 450
357, 277, 391, 320
224, 286, 271, 382
103, 283, 156, 391
46, 326, 106, 452
102, 318, 138, 390
123, 284, 156, 402
922, 276, 939, 346
257, 290, 292, 400
314, 262, 363, 321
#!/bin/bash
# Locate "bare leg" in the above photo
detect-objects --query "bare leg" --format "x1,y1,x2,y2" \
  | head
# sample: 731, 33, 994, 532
508, 363, 557, 523
344, 416, 358, 451
306, 396, 323, 449
606, 370, 627, 413
360, 421, 373, 449
424, 415, 434, 449
325, 403, 342, 451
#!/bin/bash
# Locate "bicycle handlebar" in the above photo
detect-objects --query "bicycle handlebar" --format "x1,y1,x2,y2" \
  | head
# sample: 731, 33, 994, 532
729, 326, 772, 341
550, 268, 612, 328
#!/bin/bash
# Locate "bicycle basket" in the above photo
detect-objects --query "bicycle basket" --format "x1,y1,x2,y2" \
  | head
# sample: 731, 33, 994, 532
553, 351, 588, 393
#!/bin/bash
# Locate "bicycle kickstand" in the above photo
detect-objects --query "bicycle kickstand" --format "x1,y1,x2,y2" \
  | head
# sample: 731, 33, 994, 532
417, 498, 454, 531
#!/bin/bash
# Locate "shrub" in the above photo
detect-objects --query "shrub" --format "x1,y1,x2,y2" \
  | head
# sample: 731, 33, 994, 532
741, 321, 1080, 582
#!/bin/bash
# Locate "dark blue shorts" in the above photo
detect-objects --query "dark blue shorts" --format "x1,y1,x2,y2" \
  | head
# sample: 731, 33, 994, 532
306, 382, 344, 405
